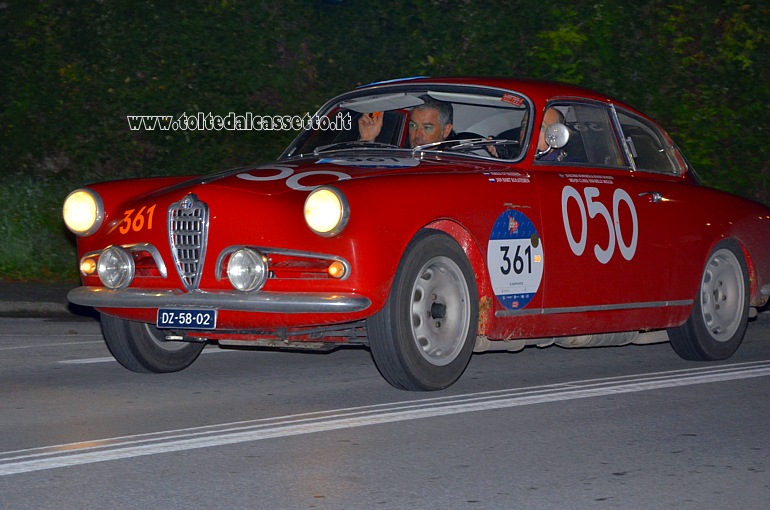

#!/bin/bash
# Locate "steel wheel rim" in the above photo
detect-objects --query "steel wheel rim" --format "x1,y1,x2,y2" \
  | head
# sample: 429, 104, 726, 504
409, 255, 471, 366
699, 248, 745, 342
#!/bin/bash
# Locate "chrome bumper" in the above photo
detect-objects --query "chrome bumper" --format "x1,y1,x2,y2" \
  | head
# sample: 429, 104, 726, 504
68, 287, 371, 314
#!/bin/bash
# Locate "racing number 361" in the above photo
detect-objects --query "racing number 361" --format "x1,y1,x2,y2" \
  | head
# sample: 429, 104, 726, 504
561, 186, 638, 264
499, 244, 531, 275
119, 205, 156, 234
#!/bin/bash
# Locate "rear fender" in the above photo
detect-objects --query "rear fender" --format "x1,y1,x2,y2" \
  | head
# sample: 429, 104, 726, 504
737, 240, 769, 308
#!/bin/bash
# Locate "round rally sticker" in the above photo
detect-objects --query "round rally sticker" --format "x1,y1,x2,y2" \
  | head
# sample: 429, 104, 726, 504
487, 210, 544, 310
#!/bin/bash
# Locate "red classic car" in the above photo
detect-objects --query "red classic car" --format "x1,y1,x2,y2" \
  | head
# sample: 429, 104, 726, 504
63, 77, 770, 390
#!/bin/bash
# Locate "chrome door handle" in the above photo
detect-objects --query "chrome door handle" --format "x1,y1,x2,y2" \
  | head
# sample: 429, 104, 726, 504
639, 191, 662, 203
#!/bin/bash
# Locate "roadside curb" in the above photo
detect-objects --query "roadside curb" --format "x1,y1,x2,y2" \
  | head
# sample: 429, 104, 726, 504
0, 282, 97, 319
0, 300, 72, 316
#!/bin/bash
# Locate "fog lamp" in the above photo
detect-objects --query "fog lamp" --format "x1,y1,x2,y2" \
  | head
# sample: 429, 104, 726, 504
227, 248, 267, 292
80, 257, 97, 275
327, 261, 346, 279
98, 246, 135, 289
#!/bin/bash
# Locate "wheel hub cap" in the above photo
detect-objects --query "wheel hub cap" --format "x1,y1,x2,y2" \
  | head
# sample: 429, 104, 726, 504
700, 249, 745, 342
410, 256, 471, 366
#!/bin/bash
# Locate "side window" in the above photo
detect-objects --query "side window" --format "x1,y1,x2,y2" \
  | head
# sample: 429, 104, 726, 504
536, 102, 628, 167
616, 110, 680, 174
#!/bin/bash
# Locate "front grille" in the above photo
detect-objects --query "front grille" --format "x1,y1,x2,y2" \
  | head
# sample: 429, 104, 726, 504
168, 194, 208, 291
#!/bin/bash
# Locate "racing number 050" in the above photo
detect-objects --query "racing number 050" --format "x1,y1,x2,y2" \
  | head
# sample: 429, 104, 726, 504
561, 186, 638, 264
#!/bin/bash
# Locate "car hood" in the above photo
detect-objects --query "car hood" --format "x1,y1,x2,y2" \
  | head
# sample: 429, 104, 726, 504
171, 151, 504, 197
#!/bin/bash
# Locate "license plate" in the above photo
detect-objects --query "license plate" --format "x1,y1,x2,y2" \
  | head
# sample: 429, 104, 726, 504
157, 308, 217, 329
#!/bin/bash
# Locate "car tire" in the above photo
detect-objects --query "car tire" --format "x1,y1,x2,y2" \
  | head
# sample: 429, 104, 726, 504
101, 314, 206, 373
668, 240, 749, 361
367, 229, 479, 390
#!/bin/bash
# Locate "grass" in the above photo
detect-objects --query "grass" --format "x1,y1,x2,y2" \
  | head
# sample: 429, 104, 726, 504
0, 173, 80, 282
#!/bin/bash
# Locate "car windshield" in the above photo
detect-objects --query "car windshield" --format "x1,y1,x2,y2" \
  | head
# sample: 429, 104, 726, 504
281, 86, 531, 161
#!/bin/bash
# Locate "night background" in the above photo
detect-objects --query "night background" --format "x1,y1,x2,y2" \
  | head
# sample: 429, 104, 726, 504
1, 0, 768, 280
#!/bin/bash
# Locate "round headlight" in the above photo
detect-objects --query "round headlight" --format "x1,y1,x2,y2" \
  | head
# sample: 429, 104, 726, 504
63, 189, 104, 236
227, 248, 267, 292
98, 246, 135, 290
304, 186, 349, 237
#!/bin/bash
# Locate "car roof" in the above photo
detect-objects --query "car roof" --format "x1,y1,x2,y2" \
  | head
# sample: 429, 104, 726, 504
355, 76, 643, 117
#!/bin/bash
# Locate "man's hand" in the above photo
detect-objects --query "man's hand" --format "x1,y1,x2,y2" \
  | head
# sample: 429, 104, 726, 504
485, 136, 499, 157
358, 112, 384, 142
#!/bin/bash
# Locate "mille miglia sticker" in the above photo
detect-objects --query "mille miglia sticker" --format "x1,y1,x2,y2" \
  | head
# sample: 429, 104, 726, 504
487, 209, 544, 310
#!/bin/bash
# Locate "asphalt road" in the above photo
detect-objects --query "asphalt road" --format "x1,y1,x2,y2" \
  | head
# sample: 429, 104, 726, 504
1, 304, 769, 509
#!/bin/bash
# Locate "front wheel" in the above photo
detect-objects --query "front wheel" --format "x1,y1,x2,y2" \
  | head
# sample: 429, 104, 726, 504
101, 314, 205, 373
367, 230, 479, 391
668, 240, 749, 361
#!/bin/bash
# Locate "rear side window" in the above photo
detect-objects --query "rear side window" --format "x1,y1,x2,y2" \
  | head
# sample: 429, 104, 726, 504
536, 102, 628, 168
616, 110, 680, 175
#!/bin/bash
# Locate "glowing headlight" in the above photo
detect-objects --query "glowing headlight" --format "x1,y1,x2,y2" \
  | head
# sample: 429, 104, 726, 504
63, 189, 104, 236
304, 186, 349, 237
98, 246, 135, 290
227, 248, 268, 292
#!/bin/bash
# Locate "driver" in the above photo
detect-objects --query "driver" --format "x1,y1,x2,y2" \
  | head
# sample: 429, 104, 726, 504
358, 95, 453, 148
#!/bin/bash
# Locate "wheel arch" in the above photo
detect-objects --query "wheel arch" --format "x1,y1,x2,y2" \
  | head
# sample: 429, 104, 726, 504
685, 237, 758, 306
733, 237, 768, 308
702, 236, 765, 309
423, 219, 493, 336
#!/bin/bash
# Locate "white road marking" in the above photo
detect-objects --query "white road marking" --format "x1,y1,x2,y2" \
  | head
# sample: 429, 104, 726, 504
57, 356, 117, 364
0, 340, 103, 352
2, 360, 770, 476
57, 347, 228, 364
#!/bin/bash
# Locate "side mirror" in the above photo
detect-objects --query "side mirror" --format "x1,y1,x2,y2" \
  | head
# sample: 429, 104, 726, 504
544, 122, 569, 149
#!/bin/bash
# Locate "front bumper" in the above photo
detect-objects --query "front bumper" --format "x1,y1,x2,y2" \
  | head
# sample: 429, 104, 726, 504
68, 287, 371, 314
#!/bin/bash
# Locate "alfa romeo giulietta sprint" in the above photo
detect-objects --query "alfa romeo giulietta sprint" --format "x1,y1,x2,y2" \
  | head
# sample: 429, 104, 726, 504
63, 77, 770, 390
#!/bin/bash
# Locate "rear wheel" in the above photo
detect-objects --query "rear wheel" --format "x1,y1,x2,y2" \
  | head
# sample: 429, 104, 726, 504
367, 230, 478, 390
668, 240, 749, 361
101, 314, 205, 373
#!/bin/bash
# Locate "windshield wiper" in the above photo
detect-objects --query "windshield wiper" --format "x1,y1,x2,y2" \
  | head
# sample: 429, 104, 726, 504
412, 138, 519, 154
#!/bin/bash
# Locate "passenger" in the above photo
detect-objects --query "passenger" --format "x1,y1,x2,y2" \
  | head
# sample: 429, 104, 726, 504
536, 107, 569, 161
486, 108, 531, 159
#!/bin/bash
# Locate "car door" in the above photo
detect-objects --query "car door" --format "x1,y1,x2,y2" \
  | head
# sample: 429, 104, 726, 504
615, 107, 712, 315
531, 101, 677, 335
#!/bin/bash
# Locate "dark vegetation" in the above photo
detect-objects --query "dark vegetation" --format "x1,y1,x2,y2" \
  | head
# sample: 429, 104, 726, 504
1, 0, 768, 280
